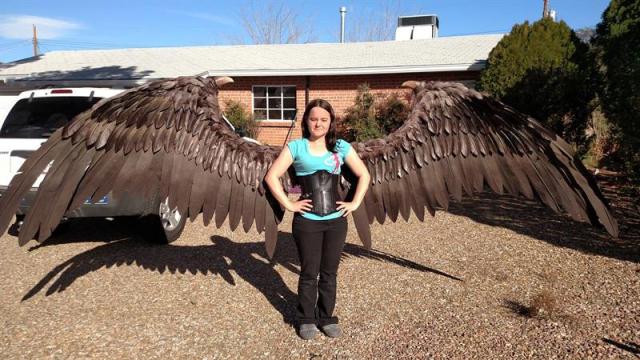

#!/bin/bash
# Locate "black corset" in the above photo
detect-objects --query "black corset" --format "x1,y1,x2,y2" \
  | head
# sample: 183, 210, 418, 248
298, 170, 341, 216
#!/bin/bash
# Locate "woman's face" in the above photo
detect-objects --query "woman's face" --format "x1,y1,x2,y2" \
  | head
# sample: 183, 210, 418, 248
307, 106, 331, 139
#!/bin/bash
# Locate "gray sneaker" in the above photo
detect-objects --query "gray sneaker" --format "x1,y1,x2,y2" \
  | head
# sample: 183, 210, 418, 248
320, 323, 342, 338
298, 324, 319, 340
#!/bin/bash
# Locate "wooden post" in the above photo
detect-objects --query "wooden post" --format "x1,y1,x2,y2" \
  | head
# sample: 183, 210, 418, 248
32, 24, 39, 56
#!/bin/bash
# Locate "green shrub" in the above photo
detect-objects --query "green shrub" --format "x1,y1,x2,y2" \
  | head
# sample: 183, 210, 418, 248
376, 92, 410, 135
340, 83, 409, 142
223, 100, 261, 139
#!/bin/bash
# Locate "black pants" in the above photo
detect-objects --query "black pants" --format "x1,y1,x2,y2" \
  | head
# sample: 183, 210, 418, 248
292, 213, 348, 326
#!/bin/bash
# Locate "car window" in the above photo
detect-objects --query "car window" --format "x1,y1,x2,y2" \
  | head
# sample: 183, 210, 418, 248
0, 97, 103, 138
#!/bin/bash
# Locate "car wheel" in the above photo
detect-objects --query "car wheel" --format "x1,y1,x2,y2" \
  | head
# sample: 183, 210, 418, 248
158, 198, 187, 243
8, 214, 25, 236
139, 198, 186, 244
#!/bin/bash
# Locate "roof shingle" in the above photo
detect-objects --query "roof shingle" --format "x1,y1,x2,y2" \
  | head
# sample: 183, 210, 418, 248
0, 34, 504, 81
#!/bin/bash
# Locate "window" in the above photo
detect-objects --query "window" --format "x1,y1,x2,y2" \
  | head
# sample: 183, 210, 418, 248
252, 85, 296, 121
0, 97, 103, 138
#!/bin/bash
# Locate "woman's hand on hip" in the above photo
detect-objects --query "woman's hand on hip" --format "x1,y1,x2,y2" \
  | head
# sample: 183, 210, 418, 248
336, 201, 360, 217
287, 199, 313, 214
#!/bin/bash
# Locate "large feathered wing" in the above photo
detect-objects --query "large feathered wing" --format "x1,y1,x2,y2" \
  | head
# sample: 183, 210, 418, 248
339, 81, 618, 248
0, 76, 294, 258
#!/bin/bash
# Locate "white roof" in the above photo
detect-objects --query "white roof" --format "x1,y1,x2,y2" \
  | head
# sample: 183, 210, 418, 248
0, 34, 503, 82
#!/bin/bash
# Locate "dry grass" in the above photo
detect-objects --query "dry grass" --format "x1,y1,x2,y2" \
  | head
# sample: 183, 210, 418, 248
503, 290, 557, 319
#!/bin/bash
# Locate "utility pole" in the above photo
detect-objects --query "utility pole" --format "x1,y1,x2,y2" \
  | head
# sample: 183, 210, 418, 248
32, 24, 40, 56
543, 0, 550, 18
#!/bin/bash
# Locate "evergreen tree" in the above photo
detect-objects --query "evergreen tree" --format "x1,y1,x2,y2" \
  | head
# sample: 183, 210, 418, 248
477, 18, 593, 151
593, 0, 640, 180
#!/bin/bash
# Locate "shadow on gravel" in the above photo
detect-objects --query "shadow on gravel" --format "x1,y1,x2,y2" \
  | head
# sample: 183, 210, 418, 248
601, 338, 640, 355
446, 182, 640, 263
21, 219, 460, 325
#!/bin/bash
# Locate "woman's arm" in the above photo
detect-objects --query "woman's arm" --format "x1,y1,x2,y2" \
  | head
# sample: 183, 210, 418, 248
336, 147, 371, 217
264, 147, 313, 214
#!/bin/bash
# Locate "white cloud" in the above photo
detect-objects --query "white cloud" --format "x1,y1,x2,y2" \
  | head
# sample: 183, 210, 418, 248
169, 10, 238, 27
0, 15, 82, 39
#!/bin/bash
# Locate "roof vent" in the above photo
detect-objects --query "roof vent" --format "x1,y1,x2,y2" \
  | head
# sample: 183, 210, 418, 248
395, 15, 439, 40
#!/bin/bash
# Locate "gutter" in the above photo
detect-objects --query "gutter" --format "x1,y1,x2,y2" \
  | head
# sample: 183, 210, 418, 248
0, 60, 486, 90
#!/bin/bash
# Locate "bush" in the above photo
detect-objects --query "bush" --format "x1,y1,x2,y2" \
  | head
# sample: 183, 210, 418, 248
593, 0, 640, 181
340, 83, 409, 142
376, 92, 411, 135
477, 18, 593, 153
223, 100, 261, 139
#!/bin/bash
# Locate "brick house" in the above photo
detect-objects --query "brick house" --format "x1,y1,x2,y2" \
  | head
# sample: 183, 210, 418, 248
0, 34, 502, 146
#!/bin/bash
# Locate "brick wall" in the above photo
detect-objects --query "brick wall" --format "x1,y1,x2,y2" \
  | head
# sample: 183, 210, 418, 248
217, 71, 480, 146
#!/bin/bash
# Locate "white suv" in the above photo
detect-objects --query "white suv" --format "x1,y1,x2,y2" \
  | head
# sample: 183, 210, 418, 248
0, 87, 187, 243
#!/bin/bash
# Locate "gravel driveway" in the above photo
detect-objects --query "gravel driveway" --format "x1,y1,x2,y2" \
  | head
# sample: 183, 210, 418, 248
1, 186, 638, 359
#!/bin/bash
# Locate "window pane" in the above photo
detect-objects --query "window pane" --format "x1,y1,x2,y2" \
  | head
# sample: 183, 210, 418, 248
283, 110, 296, 120
268, 110, 281, 120
253, 97, 266, 108
0, 97, 103, 138
254, 109, 267, 120
268, 98, 282, 109
267, 87, 281, 96
283, 87, 296, 97
253, 87, 266, 97
283, 98, 296, 108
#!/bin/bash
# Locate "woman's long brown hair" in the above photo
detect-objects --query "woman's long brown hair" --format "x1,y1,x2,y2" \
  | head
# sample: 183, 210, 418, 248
301, 99, 338, 153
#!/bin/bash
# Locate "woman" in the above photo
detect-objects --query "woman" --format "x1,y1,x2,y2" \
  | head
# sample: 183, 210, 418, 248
265, 99, 371, 340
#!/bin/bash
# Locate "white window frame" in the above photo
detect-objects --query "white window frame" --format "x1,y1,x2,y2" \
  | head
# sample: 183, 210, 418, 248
251, 85, 297, 121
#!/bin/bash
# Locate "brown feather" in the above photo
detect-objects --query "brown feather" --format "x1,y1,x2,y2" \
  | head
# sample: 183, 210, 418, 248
201, 170, 221, 226
214, 175, 232, 228
264, 206, 278, 258
188, 166, 209, 222
228, 178, 244, 231
242, 186, 257, 232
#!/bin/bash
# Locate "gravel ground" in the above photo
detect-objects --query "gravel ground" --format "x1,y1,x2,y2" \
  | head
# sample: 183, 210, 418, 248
0, 185, 638, 359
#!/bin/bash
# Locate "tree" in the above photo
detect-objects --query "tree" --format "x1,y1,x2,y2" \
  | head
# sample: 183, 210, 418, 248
340, 83, 409, 142
477, 18, 593, 151
344, 1, 399, 42
232, 1, 316, 44
593, 0, 640, 180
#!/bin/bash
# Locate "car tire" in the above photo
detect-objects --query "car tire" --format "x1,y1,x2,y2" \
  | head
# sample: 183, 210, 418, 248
139, 198, 186, 244
8, 214, 25, 236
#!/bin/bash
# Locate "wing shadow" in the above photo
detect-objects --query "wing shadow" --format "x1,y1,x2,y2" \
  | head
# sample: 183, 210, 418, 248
20, 219, 460, 325
445, 182, 639, 263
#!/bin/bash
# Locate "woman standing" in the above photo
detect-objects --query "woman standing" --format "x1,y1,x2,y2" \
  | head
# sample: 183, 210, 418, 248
265, 99, 371, 340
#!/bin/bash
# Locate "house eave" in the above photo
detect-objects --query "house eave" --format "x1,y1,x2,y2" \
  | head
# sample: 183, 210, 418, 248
200, 62, 486, 77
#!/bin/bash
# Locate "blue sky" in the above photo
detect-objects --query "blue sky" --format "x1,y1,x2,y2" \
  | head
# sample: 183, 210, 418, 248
0, 0, 611, 63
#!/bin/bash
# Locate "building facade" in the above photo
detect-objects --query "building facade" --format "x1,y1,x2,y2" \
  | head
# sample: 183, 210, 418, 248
218, 71, 478, 146
0, 34, 503, 146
